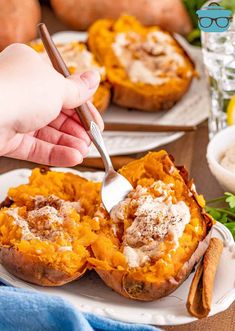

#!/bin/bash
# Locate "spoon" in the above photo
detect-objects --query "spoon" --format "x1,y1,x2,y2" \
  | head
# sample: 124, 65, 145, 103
38, 23, 133, 212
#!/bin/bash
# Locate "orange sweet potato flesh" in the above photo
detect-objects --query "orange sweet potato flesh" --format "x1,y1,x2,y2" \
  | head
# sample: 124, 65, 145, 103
0, 168, 101, 286
0, 0, 41, 51
88, 15, 195, 112
51, 0, 192, 35
0, 153, 214, 297
89, 151, 214, 301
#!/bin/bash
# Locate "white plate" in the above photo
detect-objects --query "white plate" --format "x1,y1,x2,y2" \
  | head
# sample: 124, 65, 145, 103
0, 168, 234, 326
51, 31, 210, 157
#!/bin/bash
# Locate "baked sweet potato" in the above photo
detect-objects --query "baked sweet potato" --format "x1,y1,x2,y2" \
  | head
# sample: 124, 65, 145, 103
0, 0, 41, 51
30, 41, 111, 114
0, 153, 214, 297
50, 0, 192, 35
89, 151, 214, 301
0, 168, 101, 286
88, 15, 195, 112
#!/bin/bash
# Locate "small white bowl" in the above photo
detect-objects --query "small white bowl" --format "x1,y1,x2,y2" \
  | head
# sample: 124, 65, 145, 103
207, 126, 235, 193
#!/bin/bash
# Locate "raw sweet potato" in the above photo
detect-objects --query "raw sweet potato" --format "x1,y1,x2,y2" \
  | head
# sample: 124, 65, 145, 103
0, 0, 41, 51
50, 0, 192, 35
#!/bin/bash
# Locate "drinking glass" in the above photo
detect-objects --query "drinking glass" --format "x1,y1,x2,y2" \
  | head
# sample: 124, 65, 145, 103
200, 1, 235, 139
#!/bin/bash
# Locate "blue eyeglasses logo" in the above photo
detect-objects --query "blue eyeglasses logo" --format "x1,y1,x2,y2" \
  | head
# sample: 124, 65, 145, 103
196, 2, 233, 32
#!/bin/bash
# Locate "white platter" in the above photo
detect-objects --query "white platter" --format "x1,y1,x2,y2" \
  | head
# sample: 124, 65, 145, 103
51, 31, 210, 157
0, 168, 234, 326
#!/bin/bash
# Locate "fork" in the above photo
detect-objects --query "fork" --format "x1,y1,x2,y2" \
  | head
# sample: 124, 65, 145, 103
38, 23, 133, 212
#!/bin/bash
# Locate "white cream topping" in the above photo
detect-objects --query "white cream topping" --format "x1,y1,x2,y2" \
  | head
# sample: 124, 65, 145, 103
28, 206, 64, 225
110, 181, 191, 268
124, 195, 190, 247
110, 198, 130, 223
58, 246, 73, 252
167, 201, 191, 245
123, 246, 150, 268
127, 60, 169, 85
112, 31, 188, 85
5, 208, 39, 241
40, 43, 105, 76
220, 144, 235, 173
111, 224, 118, 236
60, 201, 81, 216
34, 195, 81, 217
4, 195, 82, 243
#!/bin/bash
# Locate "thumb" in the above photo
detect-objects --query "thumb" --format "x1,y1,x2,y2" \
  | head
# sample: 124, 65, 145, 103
62, 70, 100, 109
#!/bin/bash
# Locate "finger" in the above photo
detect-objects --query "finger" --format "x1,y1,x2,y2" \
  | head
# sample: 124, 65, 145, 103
5, 134, 83, 167
35, 126, 89, 157
62, 102, 104, 132
63, 70, 100, 109
49, 112, 90, 145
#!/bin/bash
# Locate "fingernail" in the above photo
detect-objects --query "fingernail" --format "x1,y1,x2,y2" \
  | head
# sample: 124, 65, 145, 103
80, 70, 100, 89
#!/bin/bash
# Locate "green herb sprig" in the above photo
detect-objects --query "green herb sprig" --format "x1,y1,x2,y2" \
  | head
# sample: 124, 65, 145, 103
206, 192, 235, 239
183, 0, 207, 45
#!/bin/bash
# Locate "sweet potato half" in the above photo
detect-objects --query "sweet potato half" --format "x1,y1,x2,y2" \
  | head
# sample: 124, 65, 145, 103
88, 15, 195, 112
30, 41, 111, 114
89, 152, 213, 301
0, 168, 101, 286
0, 152, 213, 299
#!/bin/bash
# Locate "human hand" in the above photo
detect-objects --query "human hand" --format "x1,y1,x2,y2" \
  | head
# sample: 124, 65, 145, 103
0, 43, 104, 166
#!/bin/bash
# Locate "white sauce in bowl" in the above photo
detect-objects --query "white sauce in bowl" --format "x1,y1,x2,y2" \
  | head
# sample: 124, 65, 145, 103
220, 144, 235, 173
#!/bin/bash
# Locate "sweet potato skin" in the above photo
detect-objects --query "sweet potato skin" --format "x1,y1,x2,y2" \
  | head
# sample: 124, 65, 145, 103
51, 0, 192, 35
0, 0, 41, 51
95, 231, 212, 301
0, 246, 86, 286
111, 78, 191, 112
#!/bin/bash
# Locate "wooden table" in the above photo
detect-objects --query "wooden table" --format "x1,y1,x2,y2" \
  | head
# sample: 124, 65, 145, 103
0, 4, 234, 331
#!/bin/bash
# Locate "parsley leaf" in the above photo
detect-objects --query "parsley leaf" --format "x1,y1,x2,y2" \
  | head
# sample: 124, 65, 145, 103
206, 192, 235, 240
225, 222, 235, 239
205, 206, 221, 220
220, 213, 228, 224
225, 192, 235, 208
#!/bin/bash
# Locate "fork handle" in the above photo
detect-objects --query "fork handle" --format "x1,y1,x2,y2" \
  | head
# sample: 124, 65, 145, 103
38, 23, 114, 172
89, 122, 113, 171
38, 23, 94, 131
